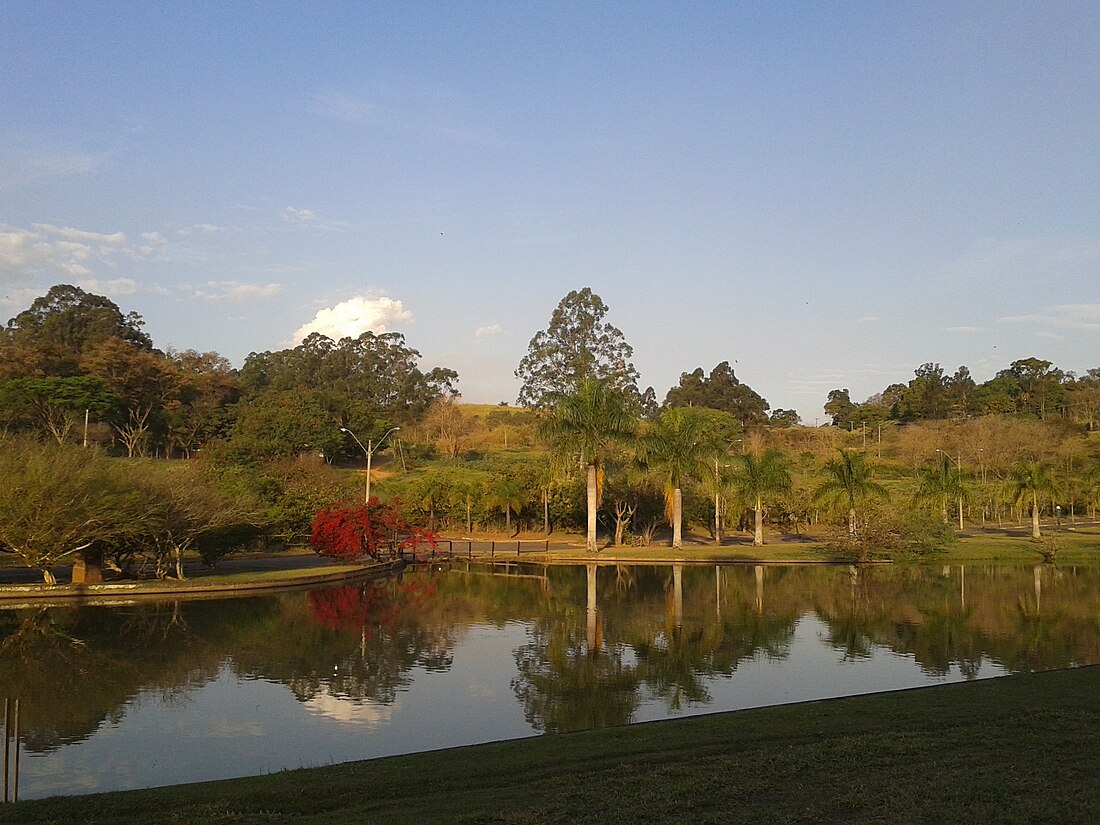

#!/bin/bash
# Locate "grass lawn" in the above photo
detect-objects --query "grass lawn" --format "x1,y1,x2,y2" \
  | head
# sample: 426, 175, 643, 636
3, 666, 1097, 824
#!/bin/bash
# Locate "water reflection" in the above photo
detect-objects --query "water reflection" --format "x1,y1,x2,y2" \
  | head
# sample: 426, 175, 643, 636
0, 562, 1098, 797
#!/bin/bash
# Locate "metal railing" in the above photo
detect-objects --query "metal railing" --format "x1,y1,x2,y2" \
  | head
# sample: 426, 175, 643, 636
403, 539, 551, 562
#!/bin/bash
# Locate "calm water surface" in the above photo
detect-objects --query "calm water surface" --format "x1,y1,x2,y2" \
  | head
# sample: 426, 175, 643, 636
2, 562, 1098, 799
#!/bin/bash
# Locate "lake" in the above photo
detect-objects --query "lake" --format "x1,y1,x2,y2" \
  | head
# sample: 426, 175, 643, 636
2, 561, 1097, 799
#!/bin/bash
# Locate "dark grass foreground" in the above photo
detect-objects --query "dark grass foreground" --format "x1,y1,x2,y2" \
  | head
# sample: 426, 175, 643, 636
4, 667, 1098, 825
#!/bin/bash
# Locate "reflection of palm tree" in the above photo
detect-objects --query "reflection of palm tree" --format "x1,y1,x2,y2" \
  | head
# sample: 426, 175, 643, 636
814, 449, 888, 538
729, 449, 793, 546
512, 625, 641, 732
540, 378, 636, 553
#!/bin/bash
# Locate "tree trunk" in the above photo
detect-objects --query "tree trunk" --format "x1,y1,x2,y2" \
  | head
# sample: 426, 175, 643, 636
1031, 496, 1041, 539
753, 495, 764, 546
848, 507, 857, 538
958, 496, 964, 531
714, 493, 722, 546
543, 488, 550, 535
72, 552, 103, 584
672, 488, 683, 548
586, 463, 598, 553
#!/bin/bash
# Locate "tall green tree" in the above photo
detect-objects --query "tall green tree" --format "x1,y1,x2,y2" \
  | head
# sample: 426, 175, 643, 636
3, 284, 153, 376
814, 449, 888, 538
729, 449, 793, 546
540, 378, 637, 552
515, 288, 640, 408
663, 361, 770, 427
1010, 461, 1057, 539
637, 408, 718, 548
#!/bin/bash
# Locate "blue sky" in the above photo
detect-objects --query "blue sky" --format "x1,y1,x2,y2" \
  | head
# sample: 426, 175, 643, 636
2, 1, 1098, 421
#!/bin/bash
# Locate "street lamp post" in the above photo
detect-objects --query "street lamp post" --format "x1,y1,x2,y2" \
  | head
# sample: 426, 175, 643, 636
341, 426, 400, 504
713, 457, 731, 544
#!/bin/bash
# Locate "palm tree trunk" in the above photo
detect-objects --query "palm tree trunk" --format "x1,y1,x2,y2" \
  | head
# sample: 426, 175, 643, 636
958, 496, 964, 531
672, 487, 683, 548
1031, 495, 1041, 539
754, 495, 764, 546
848, 507, 857, 538
586, 463, 598, 553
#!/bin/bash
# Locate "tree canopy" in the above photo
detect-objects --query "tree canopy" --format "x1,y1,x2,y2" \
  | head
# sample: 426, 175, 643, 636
515, 288, 640, 408
664, 361, 770, 427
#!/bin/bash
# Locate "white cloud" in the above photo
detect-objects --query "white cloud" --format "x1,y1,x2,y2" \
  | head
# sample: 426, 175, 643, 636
177, 223, 226, 236
935, 235, 1100, 284
996, 303, 1100, 332
280, 205, 347, 232
0, 222, 164, 305
283, 206, 317, 223
77, 277, 139, 296
289, 296, 412, 344
192, 281, 283, 303
312, 90, 501, 148
0, 135, 100, 191
475, 323, 503, 340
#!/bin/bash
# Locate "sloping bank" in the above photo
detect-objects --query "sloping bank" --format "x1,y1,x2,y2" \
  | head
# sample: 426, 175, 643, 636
1, 665, 1097, 824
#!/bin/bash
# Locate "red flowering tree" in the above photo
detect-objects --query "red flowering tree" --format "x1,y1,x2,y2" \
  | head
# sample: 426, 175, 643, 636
310, 498, 437, 562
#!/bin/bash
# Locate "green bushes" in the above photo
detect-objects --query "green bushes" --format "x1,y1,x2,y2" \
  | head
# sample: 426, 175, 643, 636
0, 436, 357, 584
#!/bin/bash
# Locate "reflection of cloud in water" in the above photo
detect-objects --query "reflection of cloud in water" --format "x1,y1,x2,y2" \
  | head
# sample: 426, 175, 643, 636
303, 692, 397, 727
206, 720, 266, 739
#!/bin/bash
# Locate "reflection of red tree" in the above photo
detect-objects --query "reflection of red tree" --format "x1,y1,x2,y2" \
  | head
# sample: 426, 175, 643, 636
308, 576, 440, 633
310, 498, 437, 562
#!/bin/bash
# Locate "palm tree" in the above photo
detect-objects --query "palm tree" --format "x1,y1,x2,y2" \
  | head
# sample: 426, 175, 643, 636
914, 453, 972, 530
1010, 461, 1057, 539
729, 449, 793, 546
486, 477, 527, 535
540, 378, 637, 552
637, 408, 717, 548
813, 448, 888, 538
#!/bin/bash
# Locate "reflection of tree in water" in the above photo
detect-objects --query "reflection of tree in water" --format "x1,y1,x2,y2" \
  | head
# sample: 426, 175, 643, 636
511, 624, 641, 733
0, 601, 232, 753
627, 566, 797, 709
512, 564, 800, 727
231, 572, 456, 706
811, 564, 1100, 677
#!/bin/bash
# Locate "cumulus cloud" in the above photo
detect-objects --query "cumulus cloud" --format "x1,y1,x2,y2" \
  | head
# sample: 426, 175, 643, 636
475, 323, 503, 340
192, 281, 283, 303
289, 296, 412, 344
